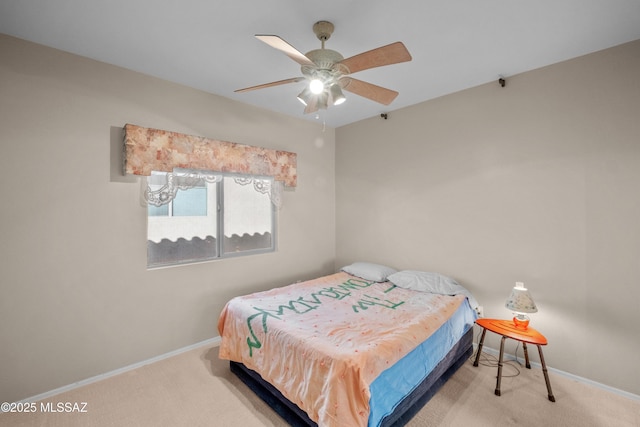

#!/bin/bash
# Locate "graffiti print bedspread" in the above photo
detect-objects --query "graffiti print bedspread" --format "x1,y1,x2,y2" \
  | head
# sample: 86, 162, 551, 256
217, 271, 466, 427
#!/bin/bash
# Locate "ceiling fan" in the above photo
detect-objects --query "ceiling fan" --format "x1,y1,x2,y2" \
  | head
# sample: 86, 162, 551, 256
235, 21, 412, 114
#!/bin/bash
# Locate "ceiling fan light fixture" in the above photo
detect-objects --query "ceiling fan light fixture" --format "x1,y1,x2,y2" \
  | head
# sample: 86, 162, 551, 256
329, 84, 346, 105
297, 88, 312, 106
309, 78, 324, 94
317, 91, 329, 110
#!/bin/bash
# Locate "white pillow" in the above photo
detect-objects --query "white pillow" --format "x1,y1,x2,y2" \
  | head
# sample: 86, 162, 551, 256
388, 270, 479, 310
341, 262, 397, 282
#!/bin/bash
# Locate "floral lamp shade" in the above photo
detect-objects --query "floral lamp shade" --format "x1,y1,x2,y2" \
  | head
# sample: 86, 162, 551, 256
505, 282, 537, 329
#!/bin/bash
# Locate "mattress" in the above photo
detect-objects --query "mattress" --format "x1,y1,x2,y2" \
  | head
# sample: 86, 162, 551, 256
218, 271, 477, 427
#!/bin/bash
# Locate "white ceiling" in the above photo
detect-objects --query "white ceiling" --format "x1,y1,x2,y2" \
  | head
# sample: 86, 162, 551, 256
2, 0, 639, 128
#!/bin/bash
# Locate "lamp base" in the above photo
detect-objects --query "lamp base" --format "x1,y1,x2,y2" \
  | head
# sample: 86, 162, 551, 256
512, 315, 530, 329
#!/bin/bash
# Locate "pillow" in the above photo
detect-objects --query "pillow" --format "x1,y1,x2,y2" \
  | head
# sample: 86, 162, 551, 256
340, 262, 397, 282
388, 270, 479, 310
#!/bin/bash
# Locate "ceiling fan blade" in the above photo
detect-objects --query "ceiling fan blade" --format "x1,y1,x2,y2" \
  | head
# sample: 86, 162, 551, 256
235, 77, 305, 93
255, 35, 315, 66
339, 42, 412, 74
340, 77, 399, 105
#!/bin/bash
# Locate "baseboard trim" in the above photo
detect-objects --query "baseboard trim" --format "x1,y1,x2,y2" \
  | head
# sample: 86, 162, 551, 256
475, 343, 640, 402
20, 336, 638, 404
19, 336, 222, 404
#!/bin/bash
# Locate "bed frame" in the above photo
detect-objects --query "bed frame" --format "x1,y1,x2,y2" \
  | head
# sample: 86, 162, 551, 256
230, 327, 473, 426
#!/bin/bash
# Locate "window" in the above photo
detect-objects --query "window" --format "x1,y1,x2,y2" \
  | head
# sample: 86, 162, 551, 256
146, 171, 276, 268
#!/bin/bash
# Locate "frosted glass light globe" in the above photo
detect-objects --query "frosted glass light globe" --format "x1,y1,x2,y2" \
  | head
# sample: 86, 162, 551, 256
309, 79, 324, 94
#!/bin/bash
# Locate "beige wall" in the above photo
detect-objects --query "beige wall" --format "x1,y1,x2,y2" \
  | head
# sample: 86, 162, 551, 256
2, 31, 639, 403
0, 34, 335, 403
336, 40, 640, 395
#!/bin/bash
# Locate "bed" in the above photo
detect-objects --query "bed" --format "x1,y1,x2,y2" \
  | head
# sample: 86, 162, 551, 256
217, 263, 479, 427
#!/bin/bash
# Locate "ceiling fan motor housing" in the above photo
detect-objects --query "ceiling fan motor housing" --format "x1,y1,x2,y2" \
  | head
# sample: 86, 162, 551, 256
303, 49, 345, 71
301, 48, 348, 90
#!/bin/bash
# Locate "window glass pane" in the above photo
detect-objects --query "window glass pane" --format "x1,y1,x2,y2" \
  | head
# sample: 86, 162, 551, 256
148, 202, 169, 217
147, 172, 218, 267
223, 176, 273, 254
173, 187, 207, 216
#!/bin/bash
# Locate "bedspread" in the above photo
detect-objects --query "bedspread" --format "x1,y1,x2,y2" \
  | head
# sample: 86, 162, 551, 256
217, 272, 467, 427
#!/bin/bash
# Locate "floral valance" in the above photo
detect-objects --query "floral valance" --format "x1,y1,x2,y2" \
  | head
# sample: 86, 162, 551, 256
123, 124, 297, 187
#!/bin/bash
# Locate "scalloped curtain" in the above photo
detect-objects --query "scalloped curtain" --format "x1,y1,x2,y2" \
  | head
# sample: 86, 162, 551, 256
123, 124, 296, 208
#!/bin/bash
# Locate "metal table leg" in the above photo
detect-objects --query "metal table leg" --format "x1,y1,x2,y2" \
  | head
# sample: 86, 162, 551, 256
495, 335, 506, 396
523, 342, 531, 369
537, 345, 556, 402
473, 328, 487, 367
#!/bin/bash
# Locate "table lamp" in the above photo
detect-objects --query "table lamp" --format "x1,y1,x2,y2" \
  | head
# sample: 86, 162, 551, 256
505, 282, 537, 329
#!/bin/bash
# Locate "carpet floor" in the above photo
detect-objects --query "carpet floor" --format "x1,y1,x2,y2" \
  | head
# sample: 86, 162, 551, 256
1, 344, 638, 426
